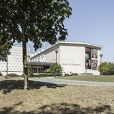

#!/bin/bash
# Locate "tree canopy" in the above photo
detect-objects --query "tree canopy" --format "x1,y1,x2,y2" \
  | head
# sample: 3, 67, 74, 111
1, 0, 72, 49
0, 0, 72, 89
0, 38, 12, 61
98, 62, 114, 75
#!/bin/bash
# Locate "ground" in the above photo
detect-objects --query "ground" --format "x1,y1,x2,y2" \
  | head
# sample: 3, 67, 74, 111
0, 76, 114, 114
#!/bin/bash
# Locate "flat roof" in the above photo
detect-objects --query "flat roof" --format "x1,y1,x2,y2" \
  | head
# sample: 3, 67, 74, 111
31, 41, 102, 58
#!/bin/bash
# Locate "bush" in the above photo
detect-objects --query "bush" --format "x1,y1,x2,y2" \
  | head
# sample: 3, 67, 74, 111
108, 64, 114, 75
30, 73, 62, 77
44, 69, 51, 73
44, 64, 63, 74
98, 62, 114, 75
0, 72, 3, 76
50, 64, 62, 73
5, 73, 20, 77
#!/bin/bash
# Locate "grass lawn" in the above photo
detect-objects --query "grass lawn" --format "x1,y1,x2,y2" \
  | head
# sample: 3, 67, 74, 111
0, 76, 114, 114
57, 75, 114, 82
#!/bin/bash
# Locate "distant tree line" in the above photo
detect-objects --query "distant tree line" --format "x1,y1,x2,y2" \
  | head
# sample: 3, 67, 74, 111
98, 62, 114, 75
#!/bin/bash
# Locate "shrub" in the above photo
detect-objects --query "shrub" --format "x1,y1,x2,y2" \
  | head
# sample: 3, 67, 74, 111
108, 63, 114, 75
0, 72, 3, 76
98, 62, 114, 75
31, 73, 62, 77
44, 69, 51, 73
50, 64, 62, 73
20, 74, 24, 77
5, 73, 19, 77
44, 64, 63, 74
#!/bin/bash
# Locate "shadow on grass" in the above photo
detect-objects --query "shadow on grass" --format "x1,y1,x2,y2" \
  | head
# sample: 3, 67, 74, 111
0, 102, 113, 114
0, 78, 66, 94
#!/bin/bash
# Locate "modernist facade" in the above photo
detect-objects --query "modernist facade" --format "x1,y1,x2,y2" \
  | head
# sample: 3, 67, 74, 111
0, 42, 102, 76
30, 42, 102, 75
0, 45, 30, 76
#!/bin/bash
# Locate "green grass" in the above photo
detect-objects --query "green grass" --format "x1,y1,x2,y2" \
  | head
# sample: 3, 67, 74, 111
57, 75, 114, 82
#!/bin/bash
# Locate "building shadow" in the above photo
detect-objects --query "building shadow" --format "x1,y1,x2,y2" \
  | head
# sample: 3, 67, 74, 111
0, 78, 66, 94
0, 102, 113, 114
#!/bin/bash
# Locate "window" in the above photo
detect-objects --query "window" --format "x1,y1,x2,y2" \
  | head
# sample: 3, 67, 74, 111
33, 67, 37, 73
38, 68, 43, 73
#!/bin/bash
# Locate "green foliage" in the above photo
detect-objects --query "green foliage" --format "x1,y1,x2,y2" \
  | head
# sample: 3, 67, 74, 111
98, 62, 114, 75
0, 72, 3, 76
0, 39, 12, 61
44, 69, 52, 73
5, 73, 19, 77
45, 64, 63, 73
1, 0, 72, 88
1, 0, 72, 50
108, 63, 114, 75
27, 62, 33, 77
31, 73, 62, 77
51, 64, 63, 73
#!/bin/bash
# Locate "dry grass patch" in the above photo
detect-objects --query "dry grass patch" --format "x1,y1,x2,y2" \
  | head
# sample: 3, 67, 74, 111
0, 77, 114, 114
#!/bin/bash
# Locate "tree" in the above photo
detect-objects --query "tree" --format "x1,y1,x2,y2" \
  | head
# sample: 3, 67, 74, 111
1, 0, 72, 89
98, 62, 114, 75
0, 38, 12, 61
98, 62, 110, 75
108, 63, 114, 75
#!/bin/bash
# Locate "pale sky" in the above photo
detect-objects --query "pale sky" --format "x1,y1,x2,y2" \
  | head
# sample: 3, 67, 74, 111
15, 0, 114, 62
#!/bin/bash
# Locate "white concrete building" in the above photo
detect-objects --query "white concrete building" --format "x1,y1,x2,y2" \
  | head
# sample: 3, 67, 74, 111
0, 45, 30, 76
30, 42, 102, 75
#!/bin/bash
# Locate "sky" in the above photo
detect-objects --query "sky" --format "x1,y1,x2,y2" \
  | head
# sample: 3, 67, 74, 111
15, 0, 114, 62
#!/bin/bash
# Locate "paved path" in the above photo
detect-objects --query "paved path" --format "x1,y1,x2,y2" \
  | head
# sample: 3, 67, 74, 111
29, 77, 114, 86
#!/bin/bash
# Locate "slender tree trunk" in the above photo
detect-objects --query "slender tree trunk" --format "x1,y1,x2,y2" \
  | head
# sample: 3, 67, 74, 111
22, 24, 28, 89
6, 53, 8, 76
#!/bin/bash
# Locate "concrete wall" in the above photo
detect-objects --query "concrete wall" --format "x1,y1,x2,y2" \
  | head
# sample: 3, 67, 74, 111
44, 45, 59, 63
60, 44, 101, 75
0, 46, 30, 76
31, 45, 59, 64
30, 52, 45, 62
60, 44, 85, 74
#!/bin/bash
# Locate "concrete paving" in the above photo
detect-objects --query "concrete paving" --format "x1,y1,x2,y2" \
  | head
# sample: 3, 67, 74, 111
29, 77, 114, 86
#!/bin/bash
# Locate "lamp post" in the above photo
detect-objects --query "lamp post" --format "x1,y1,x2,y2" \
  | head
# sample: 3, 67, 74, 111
55, 50, 58, 64
55, 50, 58, 77
99, 54, 103, 75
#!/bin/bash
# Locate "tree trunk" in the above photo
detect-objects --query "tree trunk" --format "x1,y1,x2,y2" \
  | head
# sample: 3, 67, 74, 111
6, 53, 8, 76
22, 24, 28, 89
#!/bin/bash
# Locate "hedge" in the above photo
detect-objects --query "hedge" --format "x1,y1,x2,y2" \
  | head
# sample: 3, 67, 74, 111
0, 72, 3, 76
5, 73, 20, 77
30, 73, 62, 77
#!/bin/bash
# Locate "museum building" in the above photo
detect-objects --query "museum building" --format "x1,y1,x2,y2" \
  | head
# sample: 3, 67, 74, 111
30, 42, 102, 75
0, 42, 102, 76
